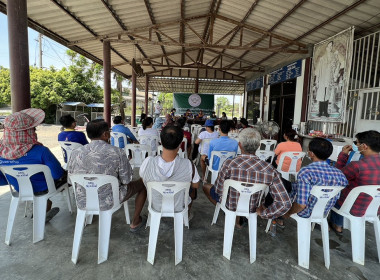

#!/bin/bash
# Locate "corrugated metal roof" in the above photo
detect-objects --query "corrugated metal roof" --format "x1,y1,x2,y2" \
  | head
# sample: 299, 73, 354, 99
1, 0, 379, 94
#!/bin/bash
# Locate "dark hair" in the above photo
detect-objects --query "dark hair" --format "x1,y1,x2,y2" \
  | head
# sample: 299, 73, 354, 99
309, 138, 333, 160
222, 112, 226, 117
86, 120, 109, 139
219, 120, 231, 134
284, 129, 298, 141
140, 113, 146, 122
142, 117, 153, 130
160, 125, 184, 150
113, 116, 122, 124
356, 130, 380, 152
240, 118, 249, 127
171, 108, 176, 112
59, 114, 76, 128
157, 101, 160, 103
176, 117, 186, 129
229, 120, 236, 129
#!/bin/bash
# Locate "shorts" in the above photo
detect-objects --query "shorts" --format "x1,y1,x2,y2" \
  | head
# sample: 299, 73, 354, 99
121, 178, 145, 202
210, 186, 220, 202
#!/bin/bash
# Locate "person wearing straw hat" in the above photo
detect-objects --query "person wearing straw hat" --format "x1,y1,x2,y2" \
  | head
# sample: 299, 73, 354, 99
0, 108, 65, 221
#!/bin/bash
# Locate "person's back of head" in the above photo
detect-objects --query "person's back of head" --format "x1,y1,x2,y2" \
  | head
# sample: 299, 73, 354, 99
308, 138, 333, 160
238, 128, 261, 154
86, 120, 109, 140
175, 117, 186, 129
229, 119, 236, 130
142, 117, 153, 130
284, 129, 298, 141
219, 120, 231, 134
60, 114, 76, 128
355, 130, 380, 153
240, 118, 249, 127
140, 113, 146, 122
113, 116, 122, 125
160, 125, 184, 150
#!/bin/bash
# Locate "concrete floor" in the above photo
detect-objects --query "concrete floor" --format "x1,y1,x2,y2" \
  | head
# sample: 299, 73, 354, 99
0, 125, 379, 279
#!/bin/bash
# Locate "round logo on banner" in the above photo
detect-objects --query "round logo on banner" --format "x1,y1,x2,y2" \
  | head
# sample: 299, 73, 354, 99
188, 94, 201, 107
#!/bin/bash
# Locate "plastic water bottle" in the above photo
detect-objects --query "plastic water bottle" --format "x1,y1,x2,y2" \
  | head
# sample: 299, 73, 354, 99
269, 220, 277, 237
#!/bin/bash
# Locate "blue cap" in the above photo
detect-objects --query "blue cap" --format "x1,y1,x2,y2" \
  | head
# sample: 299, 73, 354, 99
205, 119, 214, 127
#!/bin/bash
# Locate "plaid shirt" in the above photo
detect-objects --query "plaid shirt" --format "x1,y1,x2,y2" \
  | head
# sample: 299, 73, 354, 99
335, 153, 380, 216
291, 161, 348, 218
214, 154, 291, 219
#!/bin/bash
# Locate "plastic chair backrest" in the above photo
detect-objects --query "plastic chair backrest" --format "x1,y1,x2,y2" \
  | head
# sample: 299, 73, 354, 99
308, 186, 344, 219
0, 165, 56, 199
191, 124, 202, 135
195, 126, 203, 136
147, 181, 190, 214
69, 174, 120, 211
277, 151, 306, 180
215, 125, 220, 132
110, 132, 128, 149
181, 138, 188, 152
228, 132, 239, 139
256, 150, 275, 163
138, 135, 159, 151
259, 140, 277, 151
125, 144, 152, 165
184, 127, 190, 132
209, 151, 236, 172
59, 141, 83, 163
221, 179, 267, 214
338, 185, 380, 219
199, 138, 212, 155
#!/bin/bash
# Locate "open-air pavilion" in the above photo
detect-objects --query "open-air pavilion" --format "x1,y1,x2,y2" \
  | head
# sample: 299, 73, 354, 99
1, 0, 380, 279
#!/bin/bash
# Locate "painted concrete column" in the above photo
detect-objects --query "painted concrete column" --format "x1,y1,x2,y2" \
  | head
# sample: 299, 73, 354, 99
145, 75, 149, 115
103, 41, 111, 125
131, 70, 136, 126
195, 70, 199, 93
7, 0, 31, 112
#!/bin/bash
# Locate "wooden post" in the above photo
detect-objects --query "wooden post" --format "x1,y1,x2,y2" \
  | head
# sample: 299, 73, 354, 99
145, 75, 149, 115
103, 41, 111, 125
132, 70, 137, 126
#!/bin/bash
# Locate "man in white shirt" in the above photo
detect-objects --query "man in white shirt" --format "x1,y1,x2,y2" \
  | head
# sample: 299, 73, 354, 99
154, 101, 163, 120
139, 125, 200, 216
195, 120, 219, 181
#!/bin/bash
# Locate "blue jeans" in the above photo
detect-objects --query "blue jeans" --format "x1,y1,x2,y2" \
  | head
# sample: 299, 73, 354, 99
330, 204, 343, 227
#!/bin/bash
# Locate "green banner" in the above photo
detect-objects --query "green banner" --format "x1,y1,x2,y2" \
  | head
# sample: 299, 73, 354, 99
173, 93, 214, 116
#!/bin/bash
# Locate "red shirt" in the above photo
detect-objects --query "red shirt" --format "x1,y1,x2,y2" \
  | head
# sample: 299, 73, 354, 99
336, 153, 380, 216
181, 131, 191, 151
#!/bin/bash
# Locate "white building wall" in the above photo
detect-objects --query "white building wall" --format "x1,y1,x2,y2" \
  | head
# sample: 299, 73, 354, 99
293, 59, 306, 126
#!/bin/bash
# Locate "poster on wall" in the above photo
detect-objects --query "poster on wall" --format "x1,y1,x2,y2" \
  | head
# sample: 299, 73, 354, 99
308, 27, 354, 122
173, 93, 214, 116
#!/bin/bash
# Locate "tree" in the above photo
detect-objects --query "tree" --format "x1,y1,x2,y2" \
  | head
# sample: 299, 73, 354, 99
158, 92, 173, 114
215, 96, 230, 116
0, 66, 11, 105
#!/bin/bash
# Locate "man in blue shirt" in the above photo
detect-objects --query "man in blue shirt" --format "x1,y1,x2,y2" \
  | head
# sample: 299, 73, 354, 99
111, 116, 138, 148
207, 120, 238, 172
58, 114, 89, 146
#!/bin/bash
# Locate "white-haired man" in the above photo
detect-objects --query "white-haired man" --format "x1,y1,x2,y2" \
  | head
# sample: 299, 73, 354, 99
203, 128, 291, 228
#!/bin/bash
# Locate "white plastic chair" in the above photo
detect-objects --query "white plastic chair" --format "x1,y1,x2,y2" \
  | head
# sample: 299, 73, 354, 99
215, 125, 220, 133
181, 138, 188, 158
58, 141, 83, 169
138, 135, 160, 156
191, 124, 202, 135
204, 151, 236, 184
228, 132, 239, 139
110, 132, 128, 152
125, 144, 152, 169
258, 140, 277, 151
332, 185, 380, 265
146, 181, 191, 265
194, 138, 212, 166
291, 186, 344, 269
277, 151, 306, 181
157, 145, 185, 158
69, 174, 131, 264
211, 179, 267, 263
1, 164, 73, 245
256, 150, 275, 164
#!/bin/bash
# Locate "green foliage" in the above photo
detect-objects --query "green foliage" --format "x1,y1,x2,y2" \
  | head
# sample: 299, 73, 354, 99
0, 66, 11, 105
215, 96, 230, 115
158, 92, 173, 114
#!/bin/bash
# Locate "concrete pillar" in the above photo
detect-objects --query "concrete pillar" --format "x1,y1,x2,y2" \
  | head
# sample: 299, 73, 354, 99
7, 0, 31, 112
145, 75, 149, 115
103, 41, 111, 125
132, 70, 137, 126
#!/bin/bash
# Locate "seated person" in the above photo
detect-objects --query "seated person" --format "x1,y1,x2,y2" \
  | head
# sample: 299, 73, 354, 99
239, 118, 251, 130
139, 125, 200, 217
170, 108, 176, 120
283, 138, 347, 224
139, 113, 146, 124
153, 116, 164, 129
209, 111, 217, 120
58, 114, 89, 146
195, 120, 219, 180
0, 109, 66, 220
330, 130, 380, 234
196, 110, 205, 120
184, 109, 193, 119
232, 117, 238, 130
221, 112, 227, 120
138, 117, 160, 152
274, 129, 302, 171
162, 113, 174, 128
207, 120, 238, 175
176, 117, 192, 158
203, 128, 291, 228
68, 120, 147, 232
111, 116, 138, 148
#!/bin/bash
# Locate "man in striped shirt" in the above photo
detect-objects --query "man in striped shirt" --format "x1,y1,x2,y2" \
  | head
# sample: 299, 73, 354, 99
284, 138, 347, 219
203, 128, 291, 227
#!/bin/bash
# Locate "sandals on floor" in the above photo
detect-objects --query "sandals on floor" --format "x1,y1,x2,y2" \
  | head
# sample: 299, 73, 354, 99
129, 217, 146, 233
45, 207, 60, 223
328, 221, 343, 235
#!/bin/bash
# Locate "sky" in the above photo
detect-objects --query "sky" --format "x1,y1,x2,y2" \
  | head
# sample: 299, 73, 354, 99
0, 13, 240, 104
